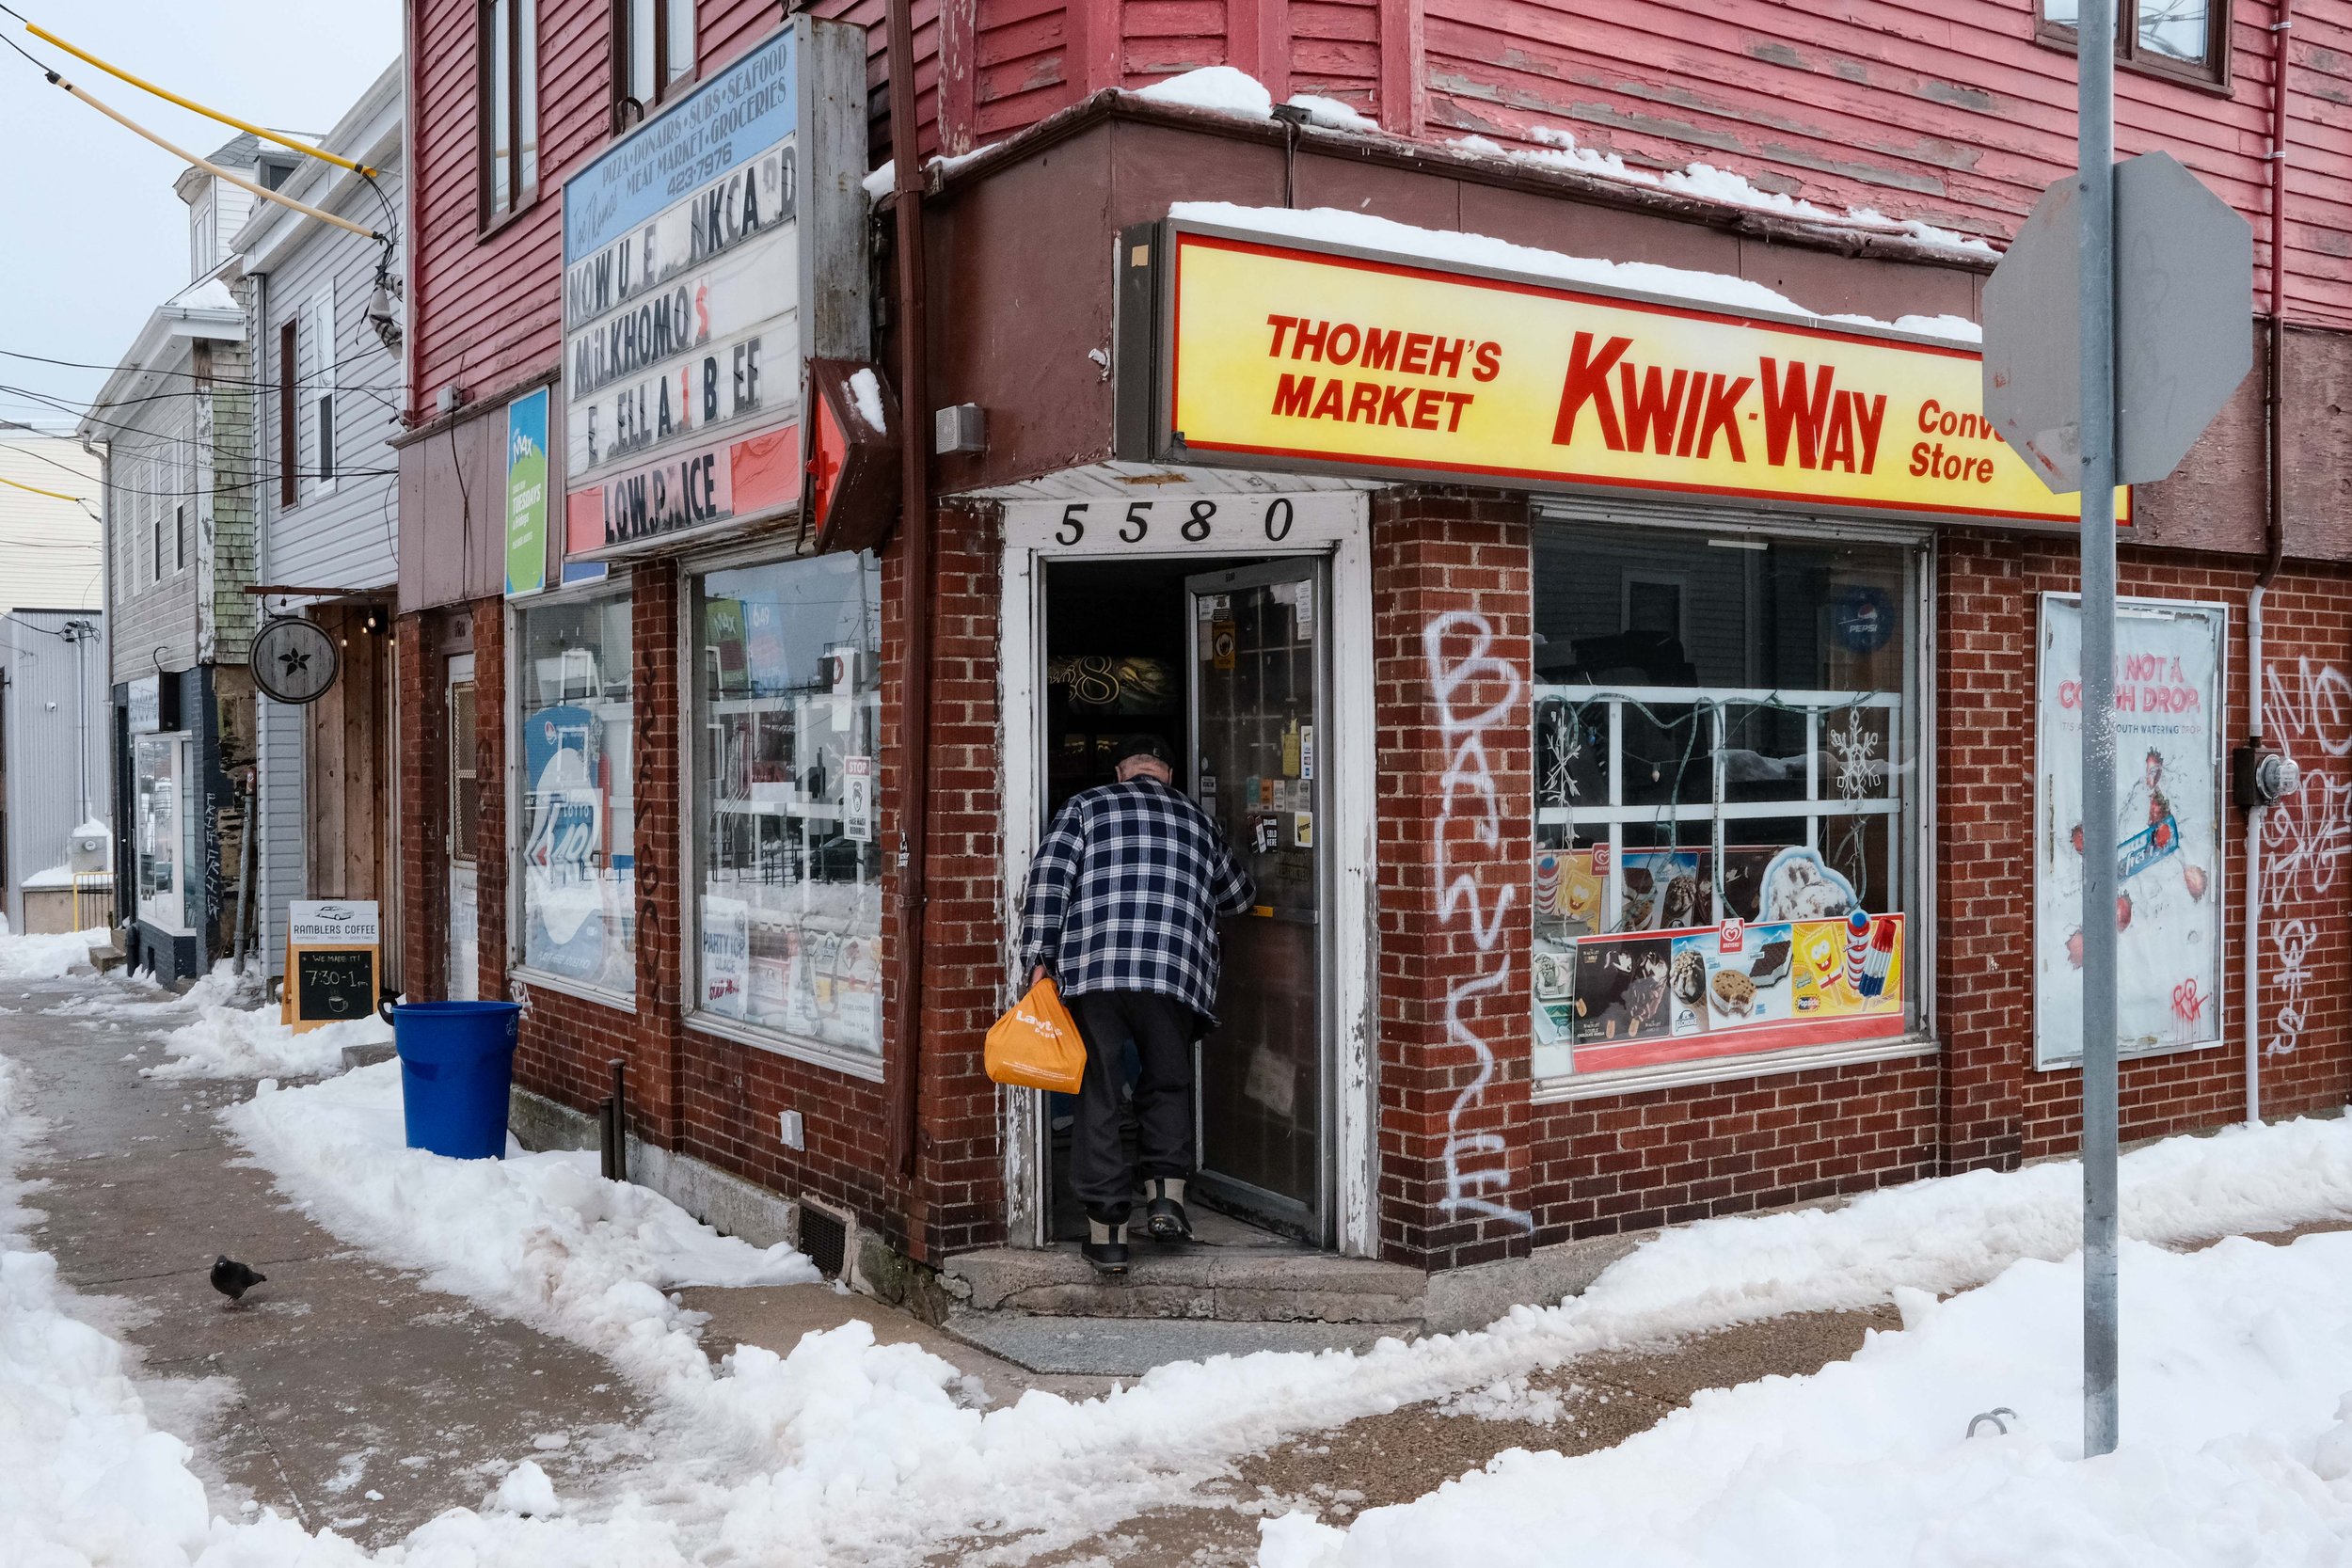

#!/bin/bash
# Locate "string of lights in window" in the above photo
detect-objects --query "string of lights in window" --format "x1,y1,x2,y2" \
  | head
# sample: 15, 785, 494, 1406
1534, 687, 1906, 916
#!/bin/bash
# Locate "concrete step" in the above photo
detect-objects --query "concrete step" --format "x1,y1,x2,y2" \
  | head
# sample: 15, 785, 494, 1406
85, 943, 125, 973
945, 1311, 1399, 1377
943, 1239, 1428, 1323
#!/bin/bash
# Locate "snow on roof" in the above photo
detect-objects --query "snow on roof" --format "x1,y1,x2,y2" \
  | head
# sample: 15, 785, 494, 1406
847, 367, 887, 434
165, 277, 239, 314
1135, 64, 1275, 119
1128, 66, 1996, 261
1169, 200, 1984, 343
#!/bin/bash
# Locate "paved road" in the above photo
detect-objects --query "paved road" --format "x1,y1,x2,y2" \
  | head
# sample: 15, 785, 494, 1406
4, 975, 652, 1546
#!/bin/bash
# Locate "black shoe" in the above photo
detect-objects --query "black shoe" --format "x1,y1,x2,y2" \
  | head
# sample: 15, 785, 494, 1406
1145, 1178, 1192, 1243
1083, 1218, 1130, 1275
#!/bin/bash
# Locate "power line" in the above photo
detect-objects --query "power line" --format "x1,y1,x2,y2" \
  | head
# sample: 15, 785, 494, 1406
0, 341, 405, 396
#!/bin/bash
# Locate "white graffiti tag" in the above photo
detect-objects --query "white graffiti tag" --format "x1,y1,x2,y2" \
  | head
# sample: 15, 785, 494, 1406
2260, 659, 2352, 1056
1427, 610, 1534, 1234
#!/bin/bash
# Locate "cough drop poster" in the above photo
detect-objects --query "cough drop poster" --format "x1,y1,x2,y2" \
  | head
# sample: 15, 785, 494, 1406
2034, 595, 2225, 1068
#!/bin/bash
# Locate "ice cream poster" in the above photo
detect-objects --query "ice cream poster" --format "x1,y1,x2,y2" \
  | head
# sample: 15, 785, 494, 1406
1562, 913, 1906, 1073
2033, 595, 2225, 1068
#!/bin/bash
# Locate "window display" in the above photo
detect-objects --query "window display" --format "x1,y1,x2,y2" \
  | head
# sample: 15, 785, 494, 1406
691, 552, 884, 1060
134, 735, 194, 934
1531, 521, 1921, 1080
515, 591, 635, 993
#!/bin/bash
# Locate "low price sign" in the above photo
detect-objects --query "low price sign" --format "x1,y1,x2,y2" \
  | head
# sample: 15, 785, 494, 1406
1159, 226, 2127, 528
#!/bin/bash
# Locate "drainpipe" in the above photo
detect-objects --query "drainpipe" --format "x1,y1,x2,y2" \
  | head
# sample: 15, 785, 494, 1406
2248, 0, 2294, 1127
885, 0, 933, 1184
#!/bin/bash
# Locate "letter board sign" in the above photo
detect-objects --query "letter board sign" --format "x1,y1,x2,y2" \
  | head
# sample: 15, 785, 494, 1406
283, 899, 381, 1034
1121, 222, 2128, 529
560, 16, 868, 565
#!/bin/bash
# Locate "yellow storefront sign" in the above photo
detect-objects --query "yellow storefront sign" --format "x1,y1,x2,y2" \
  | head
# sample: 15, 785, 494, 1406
1165, 227, 2127, 527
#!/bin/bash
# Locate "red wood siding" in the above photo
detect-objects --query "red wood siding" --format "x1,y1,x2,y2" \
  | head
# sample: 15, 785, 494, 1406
1419, 0, 2352, 326
1291, 0, 1380, 115
406, 0, 930, 422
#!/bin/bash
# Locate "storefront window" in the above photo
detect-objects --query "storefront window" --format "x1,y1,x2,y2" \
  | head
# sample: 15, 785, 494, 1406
1531, 520, 1921, 1081
133, 735, 194, 934
691, 552, 885, 1061
515, 590, 636, 993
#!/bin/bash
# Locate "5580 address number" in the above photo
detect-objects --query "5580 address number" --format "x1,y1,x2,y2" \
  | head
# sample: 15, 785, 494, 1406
1051, 496, 1297, 546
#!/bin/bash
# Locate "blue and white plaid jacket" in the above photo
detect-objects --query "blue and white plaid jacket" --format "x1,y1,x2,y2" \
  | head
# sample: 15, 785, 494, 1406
1019, 776, 1255, 1022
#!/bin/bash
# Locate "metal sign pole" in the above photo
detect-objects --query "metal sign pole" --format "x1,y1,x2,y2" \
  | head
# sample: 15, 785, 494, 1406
2077, 0, 2122, 1461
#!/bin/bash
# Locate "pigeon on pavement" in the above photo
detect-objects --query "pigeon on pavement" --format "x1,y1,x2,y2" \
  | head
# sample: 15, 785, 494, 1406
210, 1256, 266, 1303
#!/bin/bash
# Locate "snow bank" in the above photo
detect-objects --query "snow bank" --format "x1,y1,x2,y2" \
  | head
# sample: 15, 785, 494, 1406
222, 1048, 2352, 1561
0, 1046, 698, 1566
229, 1063, 818, 1334
1263, 1235, 2352, 1567
1170, 200, 1984, 343
142, 964, 388, 1081
0, 1053, 217, 1565
0, 923, 106, 981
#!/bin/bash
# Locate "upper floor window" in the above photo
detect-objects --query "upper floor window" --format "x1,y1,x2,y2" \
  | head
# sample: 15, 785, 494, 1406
2041, 0, 2230, 87
613, 0, 695, 130
481, 0, 541, 224
308, 288, 338, 493
189, 186, 216, 278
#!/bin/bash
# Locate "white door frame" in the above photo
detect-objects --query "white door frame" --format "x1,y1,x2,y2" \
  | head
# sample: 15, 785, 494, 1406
994, 490, 1378, 1257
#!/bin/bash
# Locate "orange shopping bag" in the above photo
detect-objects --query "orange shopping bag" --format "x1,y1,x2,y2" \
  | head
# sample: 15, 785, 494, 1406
984, 976, 1087, 1093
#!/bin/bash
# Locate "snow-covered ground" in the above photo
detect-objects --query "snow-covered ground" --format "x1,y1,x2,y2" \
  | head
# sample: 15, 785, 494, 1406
224, 1056, 2352, 1562
1263, 1235, 2352, 1566
15, 942, 2352, 1564
0, 920, 106, 981
37, 956, 395, 1080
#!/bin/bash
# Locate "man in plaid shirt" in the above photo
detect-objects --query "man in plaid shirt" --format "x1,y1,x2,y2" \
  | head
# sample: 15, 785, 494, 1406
1023, 734, 1253, 1273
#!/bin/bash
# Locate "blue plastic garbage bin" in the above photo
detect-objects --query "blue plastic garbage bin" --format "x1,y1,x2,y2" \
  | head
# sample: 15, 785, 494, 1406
387, 1000, 522, 1159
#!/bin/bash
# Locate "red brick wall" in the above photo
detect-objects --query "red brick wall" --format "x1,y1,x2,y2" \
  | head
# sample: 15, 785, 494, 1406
907, 504, 1012, 1257
409, 498, 2352, 1277
1936, 531, 2352, 1156
395, 610, 446, 1002
1372, 488, 1538, 1270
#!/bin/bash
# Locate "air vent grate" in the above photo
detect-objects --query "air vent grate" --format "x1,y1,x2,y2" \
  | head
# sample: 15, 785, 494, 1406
799, 1203, 848, 1280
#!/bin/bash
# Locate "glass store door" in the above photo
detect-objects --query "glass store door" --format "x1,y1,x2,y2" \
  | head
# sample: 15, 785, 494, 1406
1185, 560, 1328, 1243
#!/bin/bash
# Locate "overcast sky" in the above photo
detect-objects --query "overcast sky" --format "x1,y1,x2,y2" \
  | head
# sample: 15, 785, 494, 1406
0, 2, 400, 433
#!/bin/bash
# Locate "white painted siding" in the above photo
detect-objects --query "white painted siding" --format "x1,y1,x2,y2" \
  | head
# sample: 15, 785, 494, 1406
0, 610, 110, 932
0, 438, 103, 612
103, 384, 203, 685
258, 178, 401, 595
255, 691, 305, 978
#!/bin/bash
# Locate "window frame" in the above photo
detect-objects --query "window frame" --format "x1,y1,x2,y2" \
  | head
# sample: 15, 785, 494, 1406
507, 578, 641, 1006
478, 0, 541, 231
611, 0, 698, 133
278, 319, 297, 508
2036, 0, 2234, 92
310, 287, 338, 494
1526, 508, 1939, 1101
679, 541, 890, 1083
450, 678, 480, 867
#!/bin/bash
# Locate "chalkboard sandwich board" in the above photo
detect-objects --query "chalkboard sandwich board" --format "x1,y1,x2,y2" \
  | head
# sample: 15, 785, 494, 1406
284, 900, 382, 1035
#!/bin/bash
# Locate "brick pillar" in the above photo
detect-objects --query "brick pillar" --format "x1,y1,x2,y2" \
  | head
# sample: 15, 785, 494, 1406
632, 564, 687, 1148
397, 610, 447, 1001
1935, 531, 2026, 1172
911, 504, 1008, 1259
472, 598, 509, 1005
1373, 487, 1536, 1271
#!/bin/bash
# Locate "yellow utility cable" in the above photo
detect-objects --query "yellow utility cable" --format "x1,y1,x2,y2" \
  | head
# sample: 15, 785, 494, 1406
24, 19, 379, 178
53, 74, 381, 242
0, 471, 91, 503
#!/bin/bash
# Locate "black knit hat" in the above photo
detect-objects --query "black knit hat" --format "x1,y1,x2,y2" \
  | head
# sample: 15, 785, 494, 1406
1111, 733, 1174, 768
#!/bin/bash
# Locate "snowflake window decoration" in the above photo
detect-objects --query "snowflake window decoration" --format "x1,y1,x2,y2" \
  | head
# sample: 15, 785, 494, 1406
1540, 703, 1582, 809
1827, 706, 1881, 803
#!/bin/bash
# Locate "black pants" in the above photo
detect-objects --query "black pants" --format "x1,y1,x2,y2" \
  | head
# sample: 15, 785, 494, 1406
1069, 990, 1196, 1225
